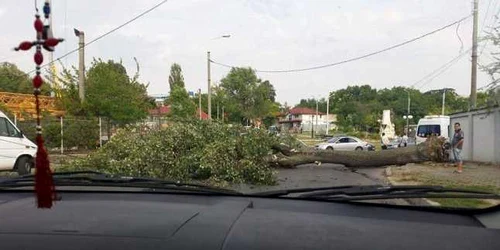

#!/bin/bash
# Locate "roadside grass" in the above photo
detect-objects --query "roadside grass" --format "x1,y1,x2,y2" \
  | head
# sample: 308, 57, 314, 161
293, 133, 324, 147
389, 169, 500, 208
430, 198, 492, 209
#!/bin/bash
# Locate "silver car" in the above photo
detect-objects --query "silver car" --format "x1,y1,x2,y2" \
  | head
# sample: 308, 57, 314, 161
315, 136, 372, 151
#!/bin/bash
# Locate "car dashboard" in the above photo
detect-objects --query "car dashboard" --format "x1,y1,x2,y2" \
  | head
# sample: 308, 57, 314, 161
0, 191, 499, 250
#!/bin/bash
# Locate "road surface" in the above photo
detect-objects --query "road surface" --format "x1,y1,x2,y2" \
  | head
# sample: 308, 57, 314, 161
232, 163, 412, 205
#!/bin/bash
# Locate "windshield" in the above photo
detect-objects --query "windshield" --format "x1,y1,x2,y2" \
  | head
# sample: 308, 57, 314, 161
0, 0, 499, 211
417, 125, 441, 137
327, 137, 339, 143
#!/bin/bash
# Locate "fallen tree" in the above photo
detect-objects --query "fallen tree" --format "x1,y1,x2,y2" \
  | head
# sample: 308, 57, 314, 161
59, 120, 448, 185
269, 136, 448, 168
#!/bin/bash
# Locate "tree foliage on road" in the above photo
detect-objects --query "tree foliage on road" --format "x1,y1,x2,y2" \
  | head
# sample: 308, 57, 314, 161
297, 85, 490, 133
218, 67, 278, 125
61, 120, 278, 186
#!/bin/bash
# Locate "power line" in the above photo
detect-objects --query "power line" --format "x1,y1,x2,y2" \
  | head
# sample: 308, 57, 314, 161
26, 0, 169, 75
210, 15, 472, 73
479, 0, 500, 57
410, 48, 471, 89
481, 0, 494, 32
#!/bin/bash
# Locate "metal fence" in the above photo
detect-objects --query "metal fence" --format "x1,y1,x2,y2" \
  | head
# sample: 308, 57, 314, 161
15, 116, 108, 153
449, 106, 500, 164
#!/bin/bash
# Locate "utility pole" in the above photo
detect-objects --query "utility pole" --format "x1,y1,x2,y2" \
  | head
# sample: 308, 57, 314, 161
48, 0, 56, 98
442, 89, 446, 115
198, 89, 202, 120
406, 91, 411, 137
74, 28, 85, 103
311, 115, 314, 139
326, 97, 329, 135
315, 101, 319, 136
470, 0, 479, 109
207, 51, 212, 120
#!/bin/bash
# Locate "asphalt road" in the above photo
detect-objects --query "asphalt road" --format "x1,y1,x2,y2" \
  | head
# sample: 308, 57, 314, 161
232, 163, 412, 205
232, 163, 387, 192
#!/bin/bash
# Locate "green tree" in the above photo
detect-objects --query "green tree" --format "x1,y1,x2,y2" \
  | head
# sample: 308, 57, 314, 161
165, 63, 196, 119
219, 67, 277, 124
169, 85, 196, 119
85, 59, 152, 126
168, 63, 185, 90
0, 62, 51, 95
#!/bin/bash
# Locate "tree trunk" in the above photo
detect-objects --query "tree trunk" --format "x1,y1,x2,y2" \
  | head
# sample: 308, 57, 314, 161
270, 136, 448, 169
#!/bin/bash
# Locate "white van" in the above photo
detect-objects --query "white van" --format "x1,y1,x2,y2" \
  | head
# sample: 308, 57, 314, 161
415, 115, 450, 144
0, 111, 37, 174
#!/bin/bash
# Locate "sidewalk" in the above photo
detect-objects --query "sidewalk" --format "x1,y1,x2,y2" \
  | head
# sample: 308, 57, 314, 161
386, 162, 500, 207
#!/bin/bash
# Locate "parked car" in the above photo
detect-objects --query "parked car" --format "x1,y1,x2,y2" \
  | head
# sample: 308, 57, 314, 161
315, 136, 374, 151
0, 111, 37, 174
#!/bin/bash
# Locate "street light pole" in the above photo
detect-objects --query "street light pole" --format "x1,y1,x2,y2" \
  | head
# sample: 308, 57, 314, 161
198, 89, 202, 120
207, 51, 212, 120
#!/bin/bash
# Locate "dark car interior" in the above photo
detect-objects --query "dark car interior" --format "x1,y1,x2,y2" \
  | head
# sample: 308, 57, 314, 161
1, 190, 499, 250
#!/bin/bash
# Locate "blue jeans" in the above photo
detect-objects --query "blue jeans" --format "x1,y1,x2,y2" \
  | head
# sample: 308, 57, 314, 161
453, 148, 463, 164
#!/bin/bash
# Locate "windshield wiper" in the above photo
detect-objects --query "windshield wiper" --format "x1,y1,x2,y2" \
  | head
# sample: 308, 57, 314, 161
0, 171, 241, 195
252, 185, 500, 201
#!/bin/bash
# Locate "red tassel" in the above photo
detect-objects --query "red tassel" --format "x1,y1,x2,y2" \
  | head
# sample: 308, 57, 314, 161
35, 135, 55, 208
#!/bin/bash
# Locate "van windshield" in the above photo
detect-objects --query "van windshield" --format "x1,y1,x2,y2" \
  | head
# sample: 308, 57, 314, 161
417, 125, 441, 137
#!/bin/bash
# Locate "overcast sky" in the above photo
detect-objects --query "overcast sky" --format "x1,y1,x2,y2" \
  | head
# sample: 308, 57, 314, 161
0, 0, 496, 105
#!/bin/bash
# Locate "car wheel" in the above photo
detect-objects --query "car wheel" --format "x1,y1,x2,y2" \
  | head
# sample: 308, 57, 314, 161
15, 156, 33, 175
326, 147, 334, 151
355, 147, 363, 151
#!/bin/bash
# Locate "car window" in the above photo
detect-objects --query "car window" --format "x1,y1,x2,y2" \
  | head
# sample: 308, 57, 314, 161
338, 137, 350, 143
327, 137, 339, 143
5, 119, 21, 137
0, 118, 9, 137
0, 118, 21, 138
348, 138, 357, 143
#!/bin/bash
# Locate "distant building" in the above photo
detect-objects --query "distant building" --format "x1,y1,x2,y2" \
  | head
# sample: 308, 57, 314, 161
278, 107, 337, 133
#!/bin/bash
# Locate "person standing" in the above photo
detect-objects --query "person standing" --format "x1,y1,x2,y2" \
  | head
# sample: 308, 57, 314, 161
402, 134, 408, 147
452, 122, 465, 173
381, 133, 390, 150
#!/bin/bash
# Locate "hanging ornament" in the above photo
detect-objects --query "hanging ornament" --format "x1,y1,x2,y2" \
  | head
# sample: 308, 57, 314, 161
13, 0, 63, 209
34, 17, 43, 33
33, 74, 43, 89
44, 38, 63, 47
34, 51, 43, 65
14, 41, 33, 51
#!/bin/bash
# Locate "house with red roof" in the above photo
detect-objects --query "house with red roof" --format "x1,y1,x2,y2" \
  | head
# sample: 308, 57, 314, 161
278, 107, 337, 133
